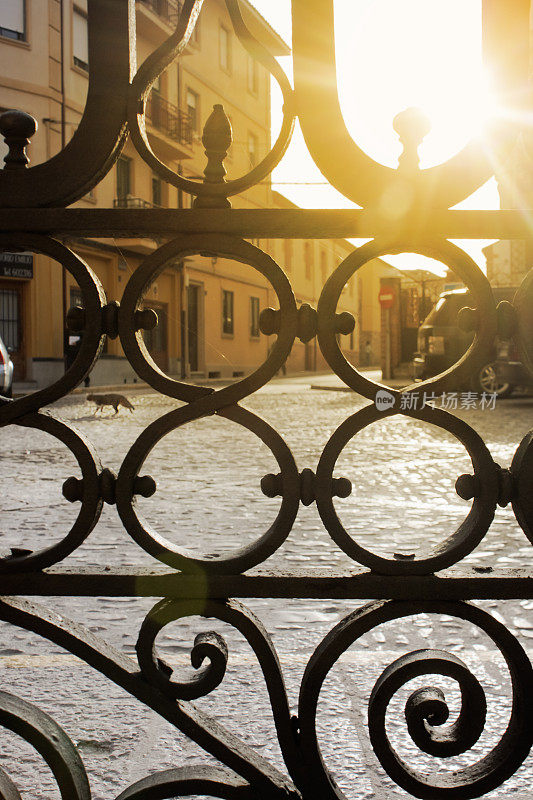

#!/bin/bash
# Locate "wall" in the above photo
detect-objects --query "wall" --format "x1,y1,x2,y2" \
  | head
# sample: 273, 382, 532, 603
0, 0, 362, 387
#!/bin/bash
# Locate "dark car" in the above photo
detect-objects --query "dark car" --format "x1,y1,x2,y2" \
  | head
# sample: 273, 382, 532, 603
412, 286, 530, 397
0, 334, 14, 397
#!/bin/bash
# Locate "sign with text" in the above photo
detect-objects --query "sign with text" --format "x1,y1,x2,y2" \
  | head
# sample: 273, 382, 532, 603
0, 252, 33, 279
378, 285, 395, 309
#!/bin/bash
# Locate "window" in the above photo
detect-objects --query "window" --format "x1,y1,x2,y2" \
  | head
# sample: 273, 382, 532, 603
152, 174, 162, 207
219, 24, 231, 72
116, 156, 131, 200
250, 297, 260, 338
190, 13, 200, 46
70, 286, 83, 309
222, 290, 234, 335
320, 250, 328, 285
225, 115, 233, 160
178, 189, 192, 209
304, 242, 313, 280
247, 132, 258, 168
284, 239, 293, 271
1, 0, 25, 40
73, 7, 89, 71
247, 55, 258, 94
0, 288, 20, 352
143, 303, 168, 358
0, 109, 8, 166
186, 88, 199, 133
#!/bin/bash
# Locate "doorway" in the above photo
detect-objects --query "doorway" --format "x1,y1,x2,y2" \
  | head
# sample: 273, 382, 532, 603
305, 341, 314, 371
187, 283, 201, 373
0, 281, 25, 381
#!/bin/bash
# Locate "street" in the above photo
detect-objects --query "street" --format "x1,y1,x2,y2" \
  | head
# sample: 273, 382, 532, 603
2, 375, 533, 798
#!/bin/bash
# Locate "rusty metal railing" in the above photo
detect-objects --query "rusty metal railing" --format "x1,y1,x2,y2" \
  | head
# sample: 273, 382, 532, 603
145, 91, 193, 145
1, 1, 533, 798
138, 0, 183, 27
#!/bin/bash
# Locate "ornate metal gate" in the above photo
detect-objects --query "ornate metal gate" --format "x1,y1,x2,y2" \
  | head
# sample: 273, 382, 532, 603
1, 1, 533, 797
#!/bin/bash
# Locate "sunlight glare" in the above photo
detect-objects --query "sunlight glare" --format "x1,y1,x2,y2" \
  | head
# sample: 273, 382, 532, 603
252, 0, 502, 274
334, 0, 495, 169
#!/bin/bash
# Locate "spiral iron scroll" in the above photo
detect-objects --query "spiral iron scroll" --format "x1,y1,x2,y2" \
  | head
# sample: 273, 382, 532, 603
299, 601, 533, 800
1, 596, 532, 799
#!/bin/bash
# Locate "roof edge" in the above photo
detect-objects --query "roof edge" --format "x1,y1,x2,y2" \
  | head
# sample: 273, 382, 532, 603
240, 1, 291, 57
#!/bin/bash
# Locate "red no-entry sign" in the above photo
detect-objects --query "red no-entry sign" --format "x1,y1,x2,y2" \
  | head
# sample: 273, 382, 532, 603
378, 286, 395, 309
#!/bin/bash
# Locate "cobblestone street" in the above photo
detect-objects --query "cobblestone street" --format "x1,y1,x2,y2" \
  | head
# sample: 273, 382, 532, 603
2, 375, 533, 798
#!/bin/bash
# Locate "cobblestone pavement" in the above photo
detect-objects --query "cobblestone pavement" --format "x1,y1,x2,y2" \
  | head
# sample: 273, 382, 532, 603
1, 376, 533, 798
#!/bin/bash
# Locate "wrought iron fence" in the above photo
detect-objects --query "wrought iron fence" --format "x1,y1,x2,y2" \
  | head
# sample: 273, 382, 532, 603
1, 0, 533, 798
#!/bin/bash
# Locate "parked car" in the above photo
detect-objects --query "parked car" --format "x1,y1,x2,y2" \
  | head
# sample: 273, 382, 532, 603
412, 286, 531, 397
0, 334, 14, 398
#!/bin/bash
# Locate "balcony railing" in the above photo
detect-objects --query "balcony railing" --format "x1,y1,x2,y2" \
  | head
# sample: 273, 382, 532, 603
113, 196, 155, 209
137, 0, 182, 27
145, 91, 193, 146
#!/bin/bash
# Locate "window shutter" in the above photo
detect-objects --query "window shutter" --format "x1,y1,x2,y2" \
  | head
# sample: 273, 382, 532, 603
1, 0, 24, 35
73, 9, 89, 68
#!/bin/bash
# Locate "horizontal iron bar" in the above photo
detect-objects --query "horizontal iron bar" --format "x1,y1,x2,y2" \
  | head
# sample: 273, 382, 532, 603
1, 208, 533, 239
3, 568, 533, 599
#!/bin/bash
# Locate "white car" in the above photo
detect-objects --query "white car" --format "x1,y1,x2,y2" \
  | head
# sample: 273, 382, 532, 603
0, 334, 13, 397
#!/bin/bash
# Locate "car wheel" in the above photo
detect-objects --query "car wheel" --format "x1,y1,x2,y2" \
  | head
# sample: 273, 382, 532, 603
475, 363, 514, 398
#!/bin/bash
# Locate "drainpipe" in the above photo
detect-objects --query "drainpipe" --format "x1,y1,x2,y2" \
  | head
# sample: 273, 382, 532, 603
177, 165, 189, 378
60, 0, 68, 372
179, 261, 188, 379
60, 0, 66, 151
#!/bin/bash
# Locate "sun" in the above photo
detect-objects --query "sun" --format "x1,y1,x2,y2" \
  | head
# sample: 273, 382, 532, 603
334, 0, 495, 170
256, 0, 503, 271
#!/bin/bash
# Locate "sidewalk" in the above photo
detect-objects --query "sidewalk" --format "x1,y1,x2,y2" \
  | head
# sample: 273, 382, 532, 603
12, 366, 413, 398
308, 367, 411, 392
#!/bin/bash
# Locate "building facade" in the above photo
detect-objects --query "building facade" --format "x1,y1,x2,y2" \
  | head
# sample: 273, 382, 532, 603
0, 0, 362, 388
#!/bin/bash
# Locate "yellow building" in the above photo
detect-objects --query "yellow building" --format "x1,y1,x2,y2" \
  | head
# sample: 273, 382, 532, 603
0, 0, 359, 387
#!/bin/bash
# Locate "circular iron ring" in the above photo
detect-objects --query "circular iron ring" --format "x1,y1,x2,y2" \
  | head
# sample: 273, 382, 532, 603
317, 238, 497, 403
118, 235, 297, 406
0, 411, 102, 573
0, 234, 106, 426
315, 403, 499, 575
116, 403, 300, 574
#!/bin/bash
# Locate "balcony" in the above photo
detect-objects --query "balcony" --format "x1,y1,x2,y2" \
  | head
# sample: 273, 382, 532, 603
113, 196, 155, 209
113, 197, 163, 254
136, 0, 191, 43
145, 91, 194, 161
137, 0, 182, 26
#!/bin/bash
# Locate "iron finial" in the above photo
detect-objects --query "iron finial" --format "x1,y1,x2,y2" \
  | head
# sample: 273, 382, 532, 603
0, 109, 38, 169
393, 107, 431, 173
194, 104, 232, 208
